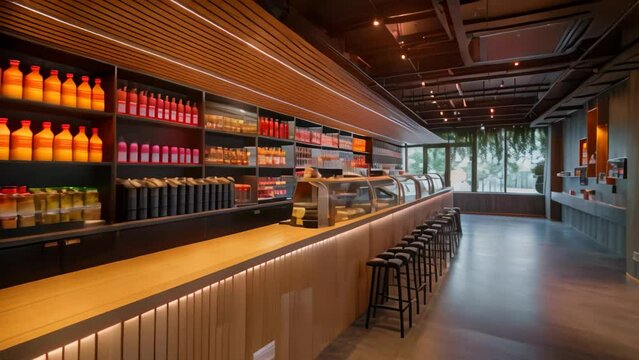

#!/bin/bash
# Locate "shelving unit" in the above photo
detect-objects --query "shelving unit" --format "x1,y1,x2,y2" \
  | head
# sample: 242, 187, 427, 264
0, 33, 393, 250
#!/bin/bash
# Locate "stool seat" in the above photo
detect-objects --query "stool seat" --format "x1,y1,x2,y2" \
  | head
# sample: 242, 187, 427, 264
407, 242, 425, 249
378, 252, 395, 260
395, 253, 411, 262
367, 258, 387, 267
387, 258, 403, 268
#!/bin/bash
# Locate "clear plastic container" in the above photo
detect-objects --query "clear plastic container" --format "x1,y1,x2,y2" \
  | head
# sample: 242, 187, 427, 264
83, 203, 101, 220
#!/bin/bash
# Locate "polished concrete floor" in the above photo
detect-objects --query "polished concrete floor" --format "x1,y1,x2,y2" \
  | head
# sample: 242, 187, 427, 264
318, 215, 639, 360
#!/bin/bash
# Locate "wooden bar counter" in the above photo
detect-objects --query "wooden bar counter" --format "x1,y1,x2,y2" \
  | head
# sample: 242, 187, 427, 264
0, 189, 452, 360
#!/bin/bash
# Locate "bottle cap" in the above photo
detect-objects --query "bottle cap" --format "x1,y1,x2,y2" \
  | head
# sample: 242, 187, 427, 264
81, 76, 89, 81
31, 65, 40, 71
9, 60, 20, 66
66, 73, 74, 78
50, 70, 58, 75
62, 124, 70, 129
79, 126, 86, 131
21, 120, 31, 126
0, 118, 7, 124
18, 186, 28, 194
42, 121, 51, 127
92, 127, 99, 133
95, 78, 101, 84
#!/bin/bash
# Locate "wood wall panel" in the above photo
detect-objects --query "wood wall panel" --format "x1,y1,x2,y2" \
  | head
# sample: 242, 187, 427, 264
454, 192, 546, 216
0, 1, 439, 144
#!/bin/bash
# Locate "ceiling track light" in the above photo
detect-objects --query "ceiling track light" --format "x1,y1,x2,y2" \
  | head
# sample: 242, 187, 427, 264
373, 19, 380, 26
490, 108, 494, 113
421, 81, 425, 86
401, 54, 407, 60
500, 80, 504, 88
440, 111, 444, 116
514, 61, 520, 66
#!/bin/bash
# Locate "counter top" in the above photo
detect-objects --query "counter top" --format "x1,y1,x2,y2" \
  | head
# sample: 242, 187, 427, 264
0, 189, 452, 355
551, 191, 626, 225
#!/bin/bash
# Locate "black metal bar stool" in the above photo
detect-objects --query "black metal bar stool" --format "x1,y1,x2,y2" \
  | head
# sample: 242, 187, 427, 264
401, 235, 432, 299
365, 255, 411, 338
388, 245, 423, 313
413, 227, 440, 282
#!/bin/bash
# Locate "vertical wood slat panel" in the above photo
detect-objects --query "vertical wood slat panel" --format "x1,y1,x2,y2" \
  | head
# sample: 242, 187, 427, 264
97, 324, 121, 360
178, 296, 188, 359
64, 341, 80, 360
201, 287, 210, 360
186, 294, 195, 360
155, 305, 168, 360
167, 300, 179, 360
122, 317, 139, 360
208, 283, 219, 360
139, 310, 155, 360
79, 334, 96, 360
47, 347, 63, 360
194, 290, 203, 360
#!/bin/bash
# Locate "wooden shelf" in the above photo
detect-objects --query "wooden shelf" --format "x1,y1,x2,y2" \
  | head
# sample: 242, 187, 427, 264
0, 160, 111, 167
204, 163, 254, 168
117, 162, 201, 168
0, 96, 113, 120
258, 135, 294, 144
117, 114, 201, 130
295, 141, 322, 148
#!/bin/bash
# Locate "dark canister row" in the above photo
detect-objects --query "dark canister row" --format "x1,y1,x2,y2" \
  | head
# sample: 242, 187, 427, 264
116, 177, 235, 222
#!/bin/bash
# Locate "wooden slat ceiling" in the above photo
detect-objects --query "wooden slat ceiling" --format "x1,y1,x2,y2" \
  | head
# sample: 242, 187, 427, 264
0, 0, 442, 144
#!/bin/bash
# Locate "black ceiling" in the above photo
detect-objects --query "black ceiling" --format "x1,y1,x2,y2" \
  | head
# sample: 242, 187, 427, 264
258, 0, 639, 131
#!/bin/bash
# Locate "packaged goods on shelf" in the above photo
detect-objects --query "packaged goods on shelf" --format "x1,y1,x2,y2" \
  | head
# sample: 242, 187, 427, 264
338, 135, 353, 150
118, 138, 198, 164
0, 186, 101, 230
257, 147, 287, 167
205, 146, 250, 166
352, 154, 368, 168
234, 184, 252, 204
321, 133, 339, 148
24, 65, 43, 102
353, 138, 367, 152
205, 113, 257, 134
0, 118, 9, 160
294, 126, 321, 144
295, 146, 319, 168
258, 117, 290, 139
117, 85, 198, 126
2, 60, 23, 99
116, 176, 236, 222
318, 149, 341, 169
257, 176, 292, 200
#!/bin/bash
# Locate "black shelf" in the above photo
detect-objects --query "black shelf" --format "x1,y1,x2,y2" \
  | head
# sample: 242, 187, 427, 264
205, 128, 257, 138
205, 163, 255, 168
321, 145, 342, 151
258, 135, 294, 144
353, 150, 370, 155
117, 162, 201, 168
296, 141, 322, 148
117, 114, 201, 130
0, 160, 111, 167
0, 96, 113, 120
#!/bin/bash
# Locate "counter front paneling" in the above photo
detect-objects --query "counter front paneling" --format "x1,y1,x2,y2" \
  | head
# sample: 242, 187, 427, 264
0, 189, 453, 360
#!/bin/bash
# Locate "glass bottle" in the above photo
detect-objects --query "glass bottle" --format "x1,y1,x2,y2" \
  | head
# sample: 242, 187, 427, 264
24, 65, 43, 102
44, 70, 61, 105
0, 118, 9, 160
61, 73, 77, 107
77, 76, 92, 109
89, 127, 103, 162
73, 126, 89, 162
91, 78, 105, 111
33, 121, 54, 161
10, 120, 32, 161
2, 60, 23, 99
53, 124, 73, 161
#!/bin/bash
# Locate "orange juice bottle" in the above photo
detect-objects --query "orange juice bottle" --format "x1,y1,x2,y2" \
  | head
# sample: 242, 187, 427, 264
2, 60, 23, 99
44, 70, 61, 105
33, 121, 54, 161
10, 120, 32, 161
23, 65, 43, 102
89, 127, 102, 162
61, 73, 77, 107
77, 76, 91, 109
91, 78, 105, 111
73, 126, 89, 162
0, 118, 9, 160
53, 124, 73, 161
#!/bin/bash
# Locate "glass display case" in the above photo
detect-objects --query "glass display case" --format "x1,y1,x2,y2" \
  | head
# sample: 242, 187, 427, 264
369, 176, 401, 210
407, 175, 432, 197
393, 175, 418, 203
426, 173, 445, 192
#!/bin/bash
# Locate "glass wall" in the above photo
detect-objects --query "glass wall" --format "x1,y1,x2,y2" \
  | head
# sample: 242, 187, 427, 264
406, 146, 424, 174
421, 127, 547, 194
477, 129, 505, 192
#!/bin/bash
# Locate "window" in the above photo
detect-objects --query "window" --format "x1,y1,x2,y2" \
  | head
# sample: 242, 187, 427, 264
426, 147, 446, 174
406, 147, 424, 174
450, 146, 472, 191
506, 128, 547, 194
477, 128, 505, 192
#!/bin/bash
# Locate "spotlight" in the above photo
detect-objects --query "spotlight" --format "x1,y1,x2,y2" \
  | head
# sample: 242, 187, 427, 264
480, 124, 485, 130
444, 118, 448, 122
457, 117, 461, 121
514, 61, 520, 66
490, 115, 494, 119
401, 54, 407, 60
490, 108, 494, 113
432, 100, 437, 104
430, 94, 435, 98
500, 80, 504, 88
440, 111, 444, 116
430, 90, 434, 94
421, 81, 426, 86
373, 19, 380, 26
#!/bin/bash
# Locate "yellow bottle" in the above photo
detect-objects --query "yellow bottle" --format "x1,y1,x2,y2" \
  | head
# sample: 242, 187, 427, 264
61, 73, 77, 108
10, 120, 32, 161
89, 127, 103, 162
2, 60, 23, 99
53, 124, 73, 161
0, 118, 9, 160
73, 126, 89, 162
44, 70, 61, 105
77, 76, 91, 109
23, 65, 43, 102
33, 121, 54, 161
91, 78, 105, 111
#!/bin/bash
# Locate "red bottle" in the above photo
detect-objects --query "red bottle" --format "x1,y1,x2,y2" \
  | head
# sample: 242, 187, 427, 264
156, 93, 164, 120
191, 103, 199, 125
259, 117, 264, 135
127, 88, 138, 115
274, 120, 280, 138
117, 87, 127, 113
163, 96, 170, 121
148, 93, 157, 118
269, 117, 274, 137
169, 97, 177, 122
177, 99, 185, 123
280, 121, 286, 139
138, 91, 148, 117
285, 122, 289, 139
185, 101, 192, 125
